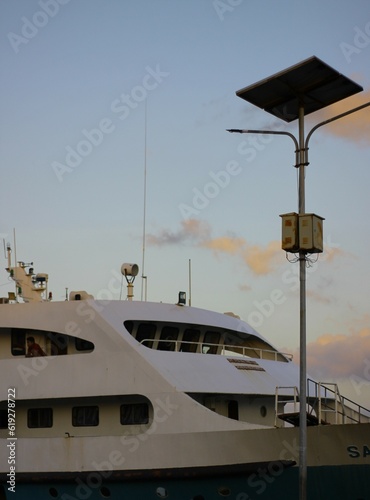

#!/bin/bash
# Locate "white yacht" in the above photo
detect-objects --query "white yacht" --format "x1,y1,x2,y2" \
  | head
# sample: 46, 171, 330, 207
1, 247, 369, 499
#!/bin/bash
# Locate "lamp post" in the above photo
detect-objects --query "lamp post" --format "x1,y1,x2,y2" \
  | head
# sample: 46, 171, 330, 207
228, 56, 367, 500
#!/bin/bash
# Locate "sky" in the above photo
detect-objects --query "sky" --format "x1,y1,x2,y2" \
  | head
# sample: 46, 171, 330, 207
1, 0, 370, 406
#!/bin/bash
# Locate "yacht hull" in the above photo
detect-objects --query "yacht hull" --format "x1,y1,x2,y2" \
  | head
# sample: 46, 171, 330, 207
1, 463, 369, 499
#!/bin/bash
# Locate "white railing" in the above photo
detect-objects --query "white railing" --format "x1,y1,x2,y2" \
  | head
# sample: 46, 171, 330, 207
275, 380, 370, 426
274, 386, 299, 427
307, 379, 370, 424
140, 338, 293, 362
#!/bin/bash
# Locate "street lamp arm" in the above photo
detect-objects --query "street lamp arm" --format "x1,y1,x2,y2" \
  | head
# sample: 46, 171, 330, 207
305, 100, 370, 150
227, 128, 299, 167
227, 128, 299, 150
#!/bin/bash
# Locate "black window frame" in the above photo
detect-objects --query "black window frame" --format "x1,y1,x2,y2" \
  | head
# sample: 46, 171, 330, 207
27, 408, 53, 428
120, 403, 149, 425
72, 406, 99, 427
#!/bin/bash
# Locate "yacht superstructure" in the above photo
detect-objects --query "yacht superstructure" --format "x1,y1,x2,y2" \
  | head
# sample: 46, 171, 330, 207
1, 252, 369, 499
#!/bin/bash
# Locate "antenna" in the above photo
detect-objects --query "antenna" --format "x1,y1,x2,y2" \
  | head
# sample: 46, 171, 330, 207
13, 228, 17, 299
189, 258, 192, 306
141, 100, 148, 301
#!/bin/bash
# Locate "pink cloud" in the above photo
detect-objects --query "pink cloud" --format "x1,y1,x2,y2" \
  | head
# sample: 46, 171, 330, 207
291, 327, 370, 380
311, 89, 370, 147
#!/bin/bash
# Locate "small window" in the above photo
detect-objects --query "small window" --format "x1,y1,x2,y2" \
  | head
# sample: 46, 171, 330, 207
0, 409, 7, 429
11, 329, 26, 356
75, 338, 94, 352
72, 406, 99, 427
28, 408, 53, 428
181, 328, 200, 352
136, 323, 156, 348
158, 326, 179, 351
203, 331, 221, 354
120, 403, 149, 425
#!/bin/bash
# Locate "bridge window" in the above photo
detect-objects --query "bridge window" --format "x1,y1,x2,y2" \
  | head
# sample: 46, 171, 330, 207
124, 320, 134, 334
181, 328, 200, 352
203, 331, 221, 354
158, 326, 179, 351
136, 323, 156, 348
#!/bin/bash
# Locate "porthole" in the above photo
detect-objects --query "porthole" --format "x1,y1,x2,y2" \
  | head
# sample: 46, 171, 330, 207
49, 488, 58, 498
100, 486, 111, 498
218, 486, 231, 496
156, 486, 168, 498
260, 405, 267, 417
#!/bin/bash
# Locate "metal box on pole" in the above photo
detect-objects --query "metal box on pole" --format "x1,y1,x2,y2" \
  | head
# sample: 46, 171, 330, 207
280, 212, 299, 253
299, 214, 324, 253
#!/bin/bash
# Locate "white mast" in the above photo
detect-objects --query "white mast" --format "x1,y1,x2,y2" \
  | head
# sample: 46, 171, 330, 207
141, 101, 148, 301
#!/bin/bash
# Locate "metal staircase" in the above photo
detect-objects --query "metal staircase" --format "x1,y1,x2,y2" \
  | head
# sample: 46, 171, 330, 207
275, 379, 370, 427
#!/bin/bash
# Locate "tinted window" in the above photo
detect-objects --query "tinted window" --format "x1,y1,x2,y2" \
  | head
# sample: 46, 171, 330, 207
120, 403, 149, 425
181, 329, 200, 352
0, 409, 7, 429
48, 333, 68, 355
11, 329, 26, 356
72, 406, 99, 427
203, 331, 221, 354
75, 338, 94, 351
158, 326, 179, 351
136, 323, 156, 348
28, 408, 53, 428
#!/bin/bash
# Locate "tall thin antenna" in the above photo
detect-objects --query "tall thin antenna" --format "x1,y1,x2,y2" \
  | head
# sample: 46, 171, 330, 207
141, 100, 148, 301
13, 228, 17, 299
13, 228, 17, 268
189, 258, 192, 306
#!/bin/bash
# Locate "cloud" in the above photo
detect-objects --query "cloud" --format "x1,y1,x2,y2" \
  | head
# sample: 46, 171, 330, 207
323, 246, 349, 263
292, 327, 370, 380
147, 219, 211, 245
311, 89, 370, 146
148, 219, 347, 276
243, 241, 282, 275
201, 236, 282, 275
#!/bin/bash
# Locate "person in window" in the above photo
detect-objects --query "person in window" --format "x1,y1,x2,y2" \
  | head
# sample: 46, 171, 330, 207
26, 336, 46, 357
